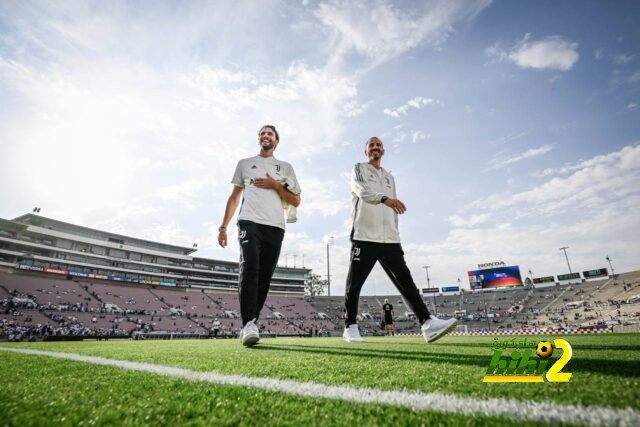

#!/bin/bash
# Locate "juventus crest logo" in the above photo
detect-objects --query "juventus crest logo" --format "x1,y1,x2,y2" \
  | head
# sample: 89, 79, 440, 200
352, 246, 361, 260
275, 164, 281, 172
238, 229, 247, 239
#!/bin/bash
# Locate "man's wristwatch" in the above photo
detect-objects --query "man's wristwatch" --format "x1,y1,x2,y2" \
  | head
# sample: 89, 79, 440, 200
218, 226, 227, 233
380, 196, 389, 204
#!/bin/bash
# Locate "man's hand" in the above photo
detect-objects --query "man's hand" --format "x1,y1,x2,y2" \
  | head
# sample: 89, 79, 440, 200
218, 229, 228, 248
254, 173, 281, 190
383, 198, 407, 214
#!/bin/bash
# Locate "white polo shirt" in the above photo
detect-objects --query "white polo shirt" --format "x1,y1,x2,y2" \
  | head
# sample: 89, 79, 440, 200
231, 155, 300, 230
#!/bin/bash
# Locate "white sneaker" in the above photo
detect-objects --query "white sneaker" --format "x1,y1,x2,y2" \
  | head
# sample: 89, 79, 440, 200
239, 319, 260, 347
343, 324, 364, 342
421, 316, 456, 343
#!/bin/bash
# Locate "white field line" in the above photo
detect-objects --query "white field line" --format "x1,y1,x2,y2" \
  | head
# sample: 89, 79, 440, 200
1, 346, 638, 426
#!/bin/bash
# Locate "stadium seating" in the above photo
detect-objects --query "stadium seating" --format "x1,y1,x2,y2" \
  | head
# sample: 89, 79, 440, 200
2, 269, 639, 340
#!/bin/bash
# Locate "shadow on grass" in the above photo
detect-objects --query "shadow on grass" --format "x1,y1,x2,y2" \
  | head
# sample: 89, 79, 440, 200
256, 343, 640, 377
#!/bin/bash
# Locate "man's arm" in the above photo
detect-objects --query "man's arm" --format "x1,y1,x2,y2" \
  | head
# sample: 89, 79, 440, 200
254, 174, 301, 207
352, 165, 406, 214
218, 185, 243, 248
351, 164, 384, 204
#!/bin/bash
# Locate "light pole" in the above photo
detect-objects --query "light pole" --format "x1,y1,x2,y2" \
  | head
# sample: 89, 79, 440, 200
293, 254, 297, 268
326, 236, 334, 296
285, 253, 289, 268
423, 265, 436, 315
559, 246, 572, 273
606, 255, 615, 277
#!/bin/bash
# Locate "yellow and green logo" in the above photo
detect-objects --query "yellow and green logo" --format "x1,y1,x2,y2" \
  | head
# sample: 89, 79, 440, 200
483, 338, 572, 383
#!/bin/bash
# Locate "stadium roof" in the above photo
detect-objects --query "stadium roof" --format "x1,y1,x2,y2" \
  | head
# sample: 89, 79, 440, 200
11, 213, 198, 255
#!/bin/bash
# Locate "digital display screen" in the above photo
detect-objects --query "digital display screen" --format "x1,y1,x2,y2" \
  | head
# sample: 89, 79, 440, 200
467, 266, 523, 289
583, 268, 608, 278
533, 276, 555, 284
557, 272, 581, 281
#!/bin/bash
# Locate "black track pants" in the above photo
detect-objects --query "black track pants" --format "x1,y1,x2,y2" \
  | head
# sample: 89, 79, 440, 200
344, 241, 431, 326
237, 220, 284, 326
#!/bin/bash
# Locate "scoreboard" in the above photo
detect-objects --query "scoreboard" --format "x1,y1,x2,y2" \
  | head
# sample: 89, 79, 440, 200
422, 287, 439, 293
557, 272, 581, 281
583, 268, 608, 279
533, 276, 555, 284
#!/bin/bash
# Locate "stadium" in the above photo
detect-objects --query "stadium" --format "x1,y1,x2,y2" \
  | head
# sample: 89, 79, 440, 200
1, 213, 639, 425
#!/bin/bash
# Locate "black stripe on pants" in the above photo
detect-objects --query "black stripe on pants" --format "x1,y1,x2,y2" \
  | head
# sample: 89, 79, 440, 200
237, 220, 284, 326
344, 240, 431, 327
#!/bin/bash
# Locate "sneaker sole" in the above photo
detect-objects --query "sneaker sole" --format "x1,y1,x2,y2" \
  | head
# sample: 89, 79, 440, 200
242, 334, 260, 347
426, 321, 457, 343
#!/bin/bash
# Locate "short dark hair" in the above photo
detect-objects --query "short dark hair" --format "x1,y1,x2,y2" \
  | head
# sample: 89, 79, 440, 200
365, 136, 383, 147
259, 125, 279, 141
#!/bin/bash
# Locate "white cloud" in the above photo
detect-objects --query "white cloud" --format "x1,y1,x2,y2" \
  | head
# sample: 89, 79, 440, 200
488, 130, 531, 146
383, 96, 438, 118
487, 34, 579, 71
342, 99, 370, 117
612, 53, 636, 65
627, 103, 638, 111
447, 213, 490, 227
491, 144, 553, 169
297, 177, 350, 217
411, 130, 429, 143
481, 144, 640, 215
593, 48, 605, 60
315, 0, 492, 69
533, 144, 638, 178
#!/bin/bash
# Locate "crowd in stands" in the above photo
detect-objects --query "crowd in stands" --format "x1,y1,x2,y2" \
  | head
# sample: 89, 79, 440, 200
1, 269, 639, 341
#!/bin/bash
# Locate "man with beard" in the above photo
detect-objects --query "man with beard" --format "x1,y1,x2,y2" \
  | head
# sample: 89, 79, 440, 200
343, 137, 456, 343
218, 125, 301, 347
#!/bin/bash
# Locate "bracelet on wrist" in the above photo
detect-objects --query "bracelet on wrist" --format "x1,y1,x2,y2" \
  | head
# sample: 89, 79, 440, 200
218, 226, 227, 233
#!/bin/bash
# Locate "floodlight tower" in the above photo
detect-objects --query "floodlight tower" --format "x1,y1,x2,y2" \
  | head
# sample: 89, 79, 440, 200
559, 246, 572, 273
606, 255, 615, 277
423, 265, 436, 315
326, 236, 334, 296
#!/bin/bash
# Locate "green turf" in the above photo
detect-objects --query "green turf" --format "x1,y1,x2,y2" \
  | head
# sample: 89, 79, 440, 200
0, 334, 638, 426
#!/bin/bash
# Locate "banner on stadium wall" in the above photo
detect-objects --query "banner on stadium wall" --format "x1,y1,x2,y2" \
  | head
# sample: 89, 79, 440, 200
43, 267, 68, 275
108, 275, 125, 282
533, 276, 555, 284
160, 281, 176, 287
18, 264, 44, 272
557, 272, 581, 281
88, 273, 109, 280
68, 271, 89, 278
583, 268, 608, 279
441, 286, 460, 292
467, 265, 523, 289
422, 287, 439, 293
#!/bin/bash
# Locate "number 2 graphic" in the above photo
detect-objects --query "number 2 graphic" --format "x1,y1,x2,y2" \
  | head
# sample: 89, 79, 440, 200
546, 339, 573, 382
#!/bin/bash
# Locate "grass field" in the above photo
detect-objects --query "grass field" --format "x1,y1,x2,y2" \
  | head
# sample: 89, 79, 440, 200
1, 333, 639, 426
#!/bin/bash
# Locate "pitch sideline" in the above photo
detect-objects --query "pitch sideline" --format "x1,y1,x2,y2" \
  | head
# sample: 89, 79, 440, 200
1, 346, 638, 426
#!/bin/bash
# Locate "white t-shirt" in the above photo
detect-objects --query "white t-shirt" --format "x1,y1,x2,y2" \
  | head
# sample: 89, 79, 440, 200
231, 155, 300, 229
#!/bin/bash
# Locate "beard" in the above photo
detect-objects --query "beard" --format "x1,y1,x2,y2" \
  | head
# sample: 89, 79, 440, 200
260, 141, 276, 151
369, 151, 381, 160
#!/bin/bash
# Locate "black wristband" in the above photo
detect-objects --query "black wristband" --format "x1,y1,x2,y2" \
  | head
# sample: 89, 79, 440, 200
380, 196, 389, 203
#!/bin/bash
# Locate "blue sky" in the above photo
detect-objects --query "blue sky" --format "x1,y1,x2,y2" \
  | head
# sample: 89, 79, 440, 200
1, 0, 639, 295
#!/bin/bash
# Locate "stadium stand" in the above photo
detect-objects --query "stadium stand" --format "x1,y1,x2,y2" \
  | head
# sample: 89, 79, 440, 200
2, 268, 639, 341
